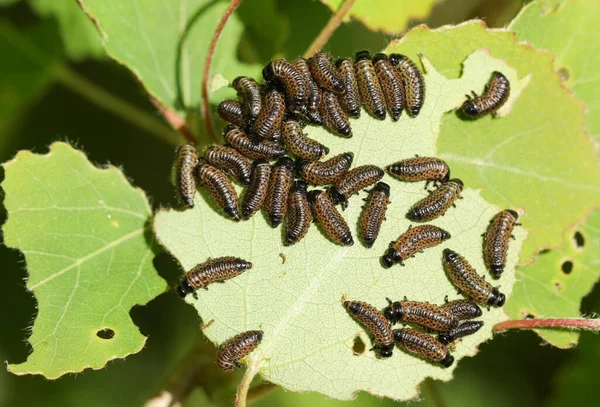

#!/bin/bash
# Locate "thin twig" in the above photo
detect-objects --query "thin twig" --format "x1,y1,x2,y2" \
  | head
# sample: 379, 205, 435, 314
304, 0, 357, 58
235, 365, 259, 407
54, 64, 182, 146
150, 96, 198, 145
201, 0, 242, 144
493, 318, 600, 334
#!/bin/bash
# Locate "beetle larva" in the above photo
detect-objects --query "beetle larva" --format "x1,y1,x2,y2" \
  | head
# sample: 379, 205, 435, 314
383, 298, 458, 332
440, 298, 482, 320
393, 328, 454, 367
461, 71, 510, 118
354, 50, 386, 120
388, 54, 425, 117
406, 179, 463, 222
344, 299, 394, 358
252, 88, 286, 139
372, 53, 404, 121
387, 156, 450, 188
298, 152, 354, 186
308, 189, 353, 246
319, 91, 352, 137
328, 165, 384, 206
382, 225, 450, 268
309, 52, 345, 94
177, 257, 252, 298
232, 76, 262, 126
282, 120, 329, 161
263, 59, 307, 110
438, 321, 484, 345
205, 145, 252, 185
483, 209, 520, 279
264, 157, 295, 227
442, 248, 506, 307
284, 180, 311, 246
172, 144, 199, 208
217, 330, 263, 371
241, 159, 271, 220
217, 100, 248, 129
196, 161, 240, 221
336, 58, 361, 118
223, 125, 286, 160
294, 57, 321, 111
358, 182, 390, 248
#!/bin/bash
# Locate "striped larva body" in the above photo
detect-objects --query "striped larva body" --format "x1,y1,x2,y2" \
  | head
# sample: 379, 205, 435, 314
438, 321, 484, 345
264, 157, 295, 227
309, 52, 345, 94
177, 257, 252, 298
224, 125, 286, 159
308, 190, 353, 246
440, 299, 482, 320
232, 76, 262, 125
382, 225, 450, 268
284, 181, 311, 246
393, 328, 454, 367
241, 159, 271, 220
442, 248, 506, 307
196, 162, 240, 221
205, 145, 252, 185
483, 210, 519, 279
319, 91, 352, 137
387, 156, 450, 187
217, 100, 247, 129
294, 57, 322, 111
344, 300, 394, 358
217, 330, 263, 371
329, 165, 384, 206
336, 58, 361, 118
252, 88, 286, 139
406, 179, 463, 222
461, 71, 510, 118
282, 120, 329, 161
383, 299, 458, 332
298, 152, 354, 186
358, 182, 390, 248
354, 50, 386, 120
263, 59, 307, 110
388, 54, 425, 117
373, 53, 404, 121
173, 144, 199, 208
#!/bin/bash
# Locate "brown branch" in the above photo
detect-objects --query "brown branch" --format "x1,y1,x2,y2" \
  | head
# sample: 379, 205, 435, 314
201, 0, 242, 144
493, 318, 600, 334
304, 0, 357, 58
150, 96, 198, 145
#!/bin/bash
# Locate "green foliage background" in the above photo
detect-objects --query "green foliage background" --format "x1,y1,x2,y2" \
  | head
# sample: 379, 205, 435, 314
0, 0, 598, 406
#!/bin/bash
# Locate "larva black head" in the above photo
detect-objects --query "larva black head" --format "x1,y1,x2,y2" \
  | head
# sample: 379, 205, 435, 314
236, 260, 253, 270
373, 182, 391, 195
449, 178, 464, 189
342, 152, 355, 163
490, 265, 504, 280
461, 100, 479, 117
439, 352, 454, 368
231, 76, 244, 88
388, 53, 407, 66
506, 209, 519, 220
177, 280, 195, 298
437, 332, 452, 345
355, 50, 372, 62
275, 156, 295, 171
224, 205, 241, 222
381, 252, 395, 268
377, 343, 394, 358
341, 233, 354, 246
343, 300, 361, 314
443, 248, 459, 262
327, 187, 346, 205
307, 189, 323, 205
441, 229, 452, 241
262, 61, 275, 83
488, 287, 506, 307
383, 298, 402, 323
372, 53, 388, 64
291, 180, 308, 194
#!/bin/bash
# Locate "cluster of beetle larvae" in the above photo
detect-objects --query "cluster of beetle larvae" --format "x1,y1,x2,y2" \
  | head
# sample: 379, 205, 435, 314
172, 50, 513, 371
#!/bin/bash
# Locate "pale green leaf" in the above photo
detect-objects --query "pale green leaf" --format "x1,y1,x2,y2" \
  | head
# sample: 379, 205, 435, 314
78, 0, 261, 116
154, 52, 527, 401
321, 0, 441, 34
29, 0, 105, 61
2, 142, 166, 379
385, 21, 600, 266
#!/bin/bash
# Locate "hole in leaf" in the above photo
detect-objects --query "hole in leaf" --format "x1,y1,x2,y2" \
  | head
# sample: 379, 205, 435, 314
96, 328, 115, 340
573, 231, 585, 249
561, 260, 574, 274
352, 335, 366, 355
538, 249, 551, 255
558, 67, 570, 81
554, 281, 563, 291
525, 313, 535, 320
